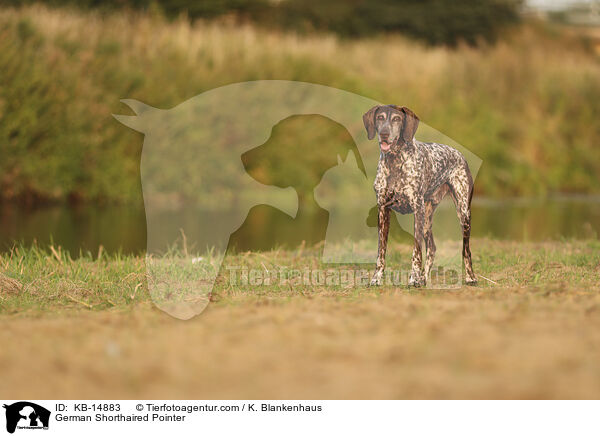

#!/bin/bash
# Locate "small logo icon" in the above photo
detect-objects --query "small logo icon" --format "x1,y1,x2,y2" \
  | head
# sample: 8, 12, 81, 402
3, 402, 50, 434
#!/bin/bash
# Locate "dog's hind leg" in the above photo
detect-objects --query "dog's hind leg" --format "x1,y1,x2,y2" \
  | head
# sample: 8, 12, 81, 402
449, 172, 477, 285
423, 184, 449, 284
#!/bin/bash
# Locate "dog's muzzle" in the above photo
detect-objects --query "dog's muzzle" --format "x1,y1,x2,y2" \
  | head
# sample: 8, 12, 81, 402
379, 138, 397, 152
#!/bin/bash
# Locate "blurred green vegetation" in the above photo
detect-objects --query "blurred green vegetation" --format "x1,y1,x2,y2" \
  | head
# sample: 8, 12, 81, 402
0, 4, 599, 206
261, 0, 522, 45
1, 0, 522, 46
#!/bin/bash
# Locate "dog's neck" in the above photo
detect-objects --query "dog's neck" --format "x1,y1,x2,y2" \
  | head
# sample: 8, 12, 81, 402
380, 138, 414, 163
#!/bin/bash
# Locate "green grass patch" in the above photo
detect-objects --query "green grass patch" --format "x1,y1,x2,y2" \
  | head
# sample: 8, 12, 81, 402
1, 238, 598, 315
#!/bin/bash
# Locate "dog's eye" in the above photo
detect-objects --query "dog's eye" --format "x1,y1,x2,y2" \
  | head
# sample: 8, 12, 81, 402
392, 116, 401, 122
377, 115, 384, 121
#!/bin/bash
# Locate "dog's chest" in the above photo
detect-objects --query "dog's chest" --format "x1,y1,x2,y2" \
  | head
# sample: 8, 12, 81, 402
374, 153, 421, 214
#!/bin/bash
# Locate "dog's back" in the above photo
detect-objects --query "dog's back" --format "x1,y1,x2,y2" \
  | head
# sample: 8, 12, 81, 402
417, 141, 472, 200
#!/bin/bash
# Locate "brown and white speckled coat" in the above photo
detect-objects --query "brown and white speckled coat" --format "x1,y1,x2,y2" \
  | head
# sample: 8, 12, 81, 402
363, 105, 476, 287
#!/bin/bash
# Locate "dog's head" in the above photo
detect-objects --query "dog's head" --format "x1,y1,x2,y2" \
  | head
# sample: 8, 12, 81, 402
362, 105, 419, 154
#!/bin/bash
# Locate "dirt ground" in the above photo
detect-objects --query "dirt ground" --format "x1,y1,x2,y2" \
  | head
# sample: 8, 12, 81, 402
3, 287, 600, 399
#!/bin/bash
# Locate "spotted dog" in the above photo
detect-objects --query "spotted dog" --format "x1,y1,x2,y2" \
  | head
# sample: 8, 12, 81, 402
363, 105, 477, 287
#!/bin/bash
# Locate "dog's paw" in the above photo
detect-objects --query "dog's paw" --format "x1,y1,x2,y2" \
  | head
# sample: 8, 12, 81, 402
465, 277, 478, 286
369, 278, 382, 286
370, 270, 383, 286
408, 272, 425, 288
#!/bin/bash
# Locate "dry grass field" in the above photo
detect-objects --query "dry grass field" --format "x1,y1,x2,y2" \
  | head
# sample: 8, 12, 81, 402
2, 3, 599, 401
1, 239, 599, 399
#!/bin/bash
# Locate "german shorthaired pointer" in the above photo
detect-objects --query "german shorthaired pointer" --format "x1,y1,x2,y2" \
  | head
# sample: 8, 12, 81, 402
363, 105, 477, 287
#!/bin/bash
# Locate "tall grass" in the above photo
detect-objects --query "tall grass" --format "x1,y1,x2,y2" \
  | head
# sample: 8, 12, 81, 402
0, 4, 599, 204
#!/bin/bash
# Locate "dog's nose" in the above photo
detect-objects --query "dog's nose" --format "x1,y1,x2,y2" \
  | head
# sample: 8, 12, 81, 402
380, 132, 389, 141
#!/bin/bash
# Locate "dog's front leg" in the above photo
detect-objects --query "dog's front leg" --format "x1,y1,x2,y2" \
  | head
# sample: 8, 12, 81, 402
370, 205, 390, 286
409, 200, 426, 287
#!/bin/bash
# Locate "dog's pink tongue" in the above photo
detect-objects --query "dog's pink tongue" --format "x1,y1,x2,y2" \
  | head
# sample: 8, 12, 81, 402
380, 142, 391, 151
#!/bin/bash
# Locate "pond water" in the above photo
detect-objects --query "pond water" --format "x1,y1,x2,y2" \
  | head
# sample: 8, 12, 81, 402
1, 195, 599, 256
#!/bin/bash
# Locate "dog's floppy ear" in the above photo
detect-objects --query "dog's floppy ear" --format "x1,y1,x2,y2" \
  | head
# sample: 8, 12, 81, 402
362, 105, 380, 140
394, 106, 419, 143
